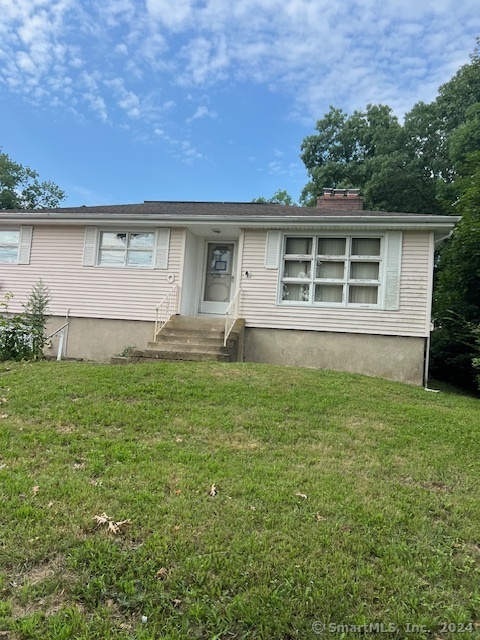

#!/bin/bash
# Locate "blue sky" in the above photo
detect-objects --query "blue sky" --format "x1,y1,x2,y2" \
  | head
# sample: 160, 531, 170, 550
1, 0, 479, 207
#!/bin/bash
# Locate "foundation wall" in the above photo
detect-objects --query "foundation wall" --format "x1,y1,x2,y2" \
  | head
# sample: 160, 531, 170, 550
44, 316, 426, 385
244, 327, 426, 385
45, 316, 153, 362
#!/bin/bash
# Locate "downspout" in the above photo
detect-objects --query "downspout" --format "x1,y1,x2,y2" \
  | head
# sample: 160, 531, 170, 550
424, 322, 439, 393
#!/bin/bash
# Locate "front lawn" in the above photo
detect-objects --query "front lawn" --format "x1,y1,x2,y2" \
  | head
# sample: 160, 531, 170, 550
0, 361, 478, 639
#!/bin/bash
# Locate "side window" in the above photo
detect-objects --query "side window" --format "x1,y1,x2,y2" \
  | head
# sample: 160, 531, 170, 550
0, 227, 33, 264
0, 230, 20, 263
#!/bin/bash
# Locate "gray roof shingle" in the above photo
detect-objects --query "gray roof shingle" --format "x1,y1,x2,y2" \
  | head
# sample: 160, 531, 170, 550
2, 201, 443, 218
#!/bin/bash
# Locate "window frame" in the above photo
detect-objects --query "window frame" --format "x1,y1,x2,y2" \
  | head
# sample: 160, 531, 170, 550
96, 230, 156, 269
278, 233, 385, 309
0, 229, 20, 264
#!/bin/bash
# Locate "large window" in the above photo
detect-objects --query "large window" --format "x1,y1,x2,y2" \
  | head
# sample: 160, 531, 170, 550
280, 235, 382, 307
0, 230, 20, 263
98, 231, 154, 268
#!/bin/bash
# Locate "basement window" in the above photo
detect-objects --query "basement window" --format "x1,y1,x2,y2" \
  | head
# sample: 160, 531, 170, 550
280, 235, 382, 307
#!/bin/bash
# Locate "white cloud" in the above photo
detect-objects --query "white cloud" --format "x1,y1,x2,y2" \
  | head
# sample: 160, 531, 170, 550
145, 0, 194, 31
179, 35, 230, 86
105, 77, 143, 119
0, 0, 478, 148
179, 139, 203, 164
187, 105, 218, 123
84, 92, 108, 121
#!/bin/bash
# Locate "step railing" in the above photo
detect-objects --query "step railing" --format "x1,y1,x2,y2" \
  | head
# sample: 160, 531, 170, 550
224, 288, 242, 346
154, 285, 180, 340
46, 320, 70, 361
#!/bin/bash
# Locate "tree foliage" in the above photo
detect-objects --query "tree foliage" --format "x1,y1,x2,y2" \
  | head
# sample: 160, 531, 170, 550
0, 150, 65, 210
300, 102, 446, 212
430, 152, 480, 390
252, 189, 297, 206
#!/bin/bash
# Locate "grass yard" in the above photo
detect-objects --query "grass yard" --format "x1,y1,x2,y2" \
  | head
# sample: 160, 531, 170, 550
0, 361, 478, 640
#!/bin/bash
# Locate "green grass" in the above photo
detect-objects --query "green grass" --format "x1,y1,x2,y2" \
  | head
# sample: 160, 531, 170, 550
0, 360, 478, 640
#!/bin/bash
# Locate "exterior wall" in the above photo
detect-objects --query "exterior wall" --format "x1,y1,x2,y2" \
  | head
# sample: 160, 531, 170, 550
244, 327, 426, 386
239, 229, 432, 338
45, 316, 153, 362
0, 225, 183, 321
179, 230, 202, 316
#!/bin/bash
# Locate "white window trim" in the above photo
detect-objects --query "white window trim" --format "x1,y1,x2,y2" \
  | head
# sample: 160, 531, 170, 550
83, 228, 170, 270
277, 233, 388, 310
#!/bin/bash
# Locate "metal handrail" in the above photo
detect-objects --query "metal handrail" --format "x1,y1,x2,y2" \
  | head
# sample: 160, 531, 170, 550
46, 322, 69, 339
46, 321, 70, 361
224, 288, 242, 347
154, 285, 180, 339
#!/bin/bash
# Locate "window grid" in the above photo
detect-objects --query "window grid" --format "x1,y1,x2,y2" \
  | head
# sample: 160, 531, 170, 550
0, 230, 20, 264
97, 231, 155, 268
280, 235, 382, 307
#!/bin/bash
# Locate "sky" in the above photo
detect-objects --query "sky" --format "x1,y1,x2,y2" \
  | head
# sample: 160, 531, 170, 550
0, 0, 479, 208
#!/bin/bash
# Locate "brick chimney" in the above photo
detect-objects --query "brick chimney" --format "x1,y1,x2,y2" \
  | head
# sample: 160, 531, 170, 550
316, 188, 364, 210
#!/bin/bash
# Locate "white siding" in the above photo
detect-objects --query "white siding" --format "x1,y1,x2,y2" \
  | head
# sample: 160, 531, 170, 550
239, 230, 432, 338
0, 225, 183, 321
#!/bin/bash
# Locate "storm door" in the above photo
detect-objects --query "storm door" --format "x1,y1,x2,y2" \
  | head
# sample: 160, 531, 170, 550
200, 242, 235, 314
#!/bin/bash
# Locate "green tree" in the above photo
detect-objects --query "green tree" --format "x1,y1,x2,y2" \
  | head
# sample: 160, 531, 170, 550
430, 152, 480, 391
0, 150, 65, 210
299, 103, 445, 212
252, 189, 297, 206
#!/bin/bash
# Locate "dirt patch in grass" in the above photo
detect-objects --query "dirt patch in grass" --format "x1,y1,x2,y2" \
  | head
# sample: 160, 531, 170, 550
55, 424, 76, 434
399, 477, 454, 492
344, 416, 389, 431
7, 555, 78, 620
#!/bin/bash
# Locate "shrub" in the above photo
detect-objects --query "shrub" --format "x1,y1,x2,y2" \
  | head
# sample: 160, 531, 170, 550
0, 281, 51, 361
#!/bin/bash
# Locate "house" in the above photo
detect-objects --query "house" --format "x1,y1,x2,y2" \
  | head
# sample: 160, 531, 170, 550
0, 189, 459, 385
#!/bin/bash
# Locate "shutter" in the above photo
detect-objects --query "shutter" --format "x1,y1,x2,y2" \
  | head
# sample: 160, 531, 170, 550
265, 231, 281, 269
155, 228, 170, 269
18, 226, 33, 264
384, 231, 402, 310
83, 227, 98, 266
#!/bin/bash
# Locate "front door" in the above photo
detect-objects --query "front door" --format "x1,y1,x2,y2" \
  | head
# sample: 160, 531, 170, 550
200, 242, 236, 314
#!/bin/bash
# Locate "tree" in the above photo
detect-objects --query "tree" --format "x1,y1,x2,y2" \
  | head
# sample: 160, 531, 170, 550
430, 152, 480, 391
299, 103, 445, 212
252, 189, 297, 206
0, 150, 65, 210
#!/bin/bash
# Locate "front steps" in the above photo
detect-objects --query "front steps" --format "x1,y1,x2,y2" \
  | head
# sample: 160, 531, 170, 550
111, 315, 245, 364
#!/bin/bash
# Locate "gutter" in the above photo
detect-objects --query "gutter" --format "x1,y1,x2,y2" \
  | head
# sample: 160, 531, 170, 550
0, 212, 461, 230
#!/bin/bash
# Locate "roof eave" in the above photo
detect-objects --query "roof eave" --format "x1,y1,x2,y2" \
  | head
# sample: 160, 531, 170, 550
0, 211, 461, 230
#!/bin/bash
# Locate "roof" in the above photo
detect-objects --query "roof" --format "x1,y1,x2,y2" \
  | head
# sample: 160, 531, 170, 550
0, 201, 459, 243
0, 200, 449, 218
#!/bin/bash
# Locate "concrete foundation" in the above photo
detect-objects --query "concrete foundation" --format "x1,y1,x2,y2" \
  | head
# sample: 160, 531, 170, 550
244, 327, 426, 386
45, 316, 154, 362
44, 316, 426, 386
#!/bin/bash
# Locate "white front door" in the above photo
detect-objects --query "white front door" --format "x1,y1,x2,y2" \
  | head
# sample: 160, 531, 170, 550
200, 241, 236, 314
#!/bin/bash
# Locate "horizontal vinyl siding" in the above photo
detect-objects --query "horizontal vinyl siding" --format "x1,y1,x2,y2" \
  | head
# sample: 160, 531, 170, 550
240, 230, 431, 338
0, 226, 183, 321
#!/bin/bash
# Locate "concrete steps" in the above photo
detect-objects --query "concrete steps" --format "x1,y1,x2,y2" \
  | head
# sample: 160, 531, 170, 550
111, 315, 244, 365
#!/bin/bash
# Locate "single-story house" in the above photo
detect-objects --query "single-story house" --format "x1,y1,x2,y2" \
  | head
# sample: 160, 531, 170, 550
0, 188, 459, 385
